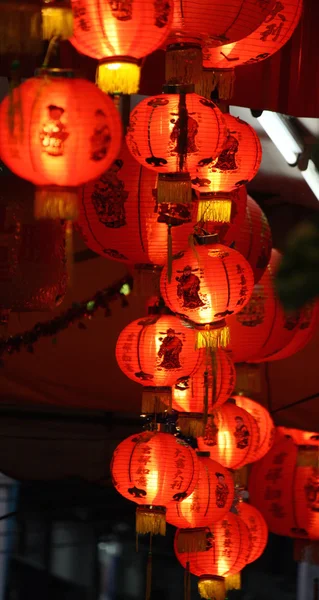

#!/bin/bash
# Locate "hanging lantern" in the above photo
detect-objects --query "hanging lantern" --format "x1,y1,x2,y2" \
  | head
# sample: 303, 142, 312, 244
111, 428, 199, 535
115, 312, 201, 413
249, 428, 319, 540
0, 69, 122, 221
191, 115, 262, 214
174, 512, 251, 599
172, 348, 236, 437
165, 0, 276, 85
237, 501, 268, 563
160, 240, 254, 348
197, 402, 260, 470
200, 0, 303, 100
232, 395, 275, 461
70, 0, 173, 95
126, 88, 227, 205
0, 174, 68, 312
77, 142, 196, 270
196, 186, 247, 237
233, 195, 272, 284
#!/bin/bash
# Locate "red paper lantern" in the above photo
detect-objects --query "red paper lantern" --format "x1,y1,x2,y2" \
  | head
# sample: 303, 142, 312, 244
126, 90, 227, 205
236, 501, 268, 564
249, 429, 319, 540
76, 142, 196, 266
196, 186, 247, 241
111, 429, 199, 535
70, 0, 173, 95
197, 402, 260, 469
175, 513, 250, 599
232, 395, 275, 461
201, 0, 303, 100
167, 453, 234, 529
0, 69, 122, 220
191, 115, 262, 195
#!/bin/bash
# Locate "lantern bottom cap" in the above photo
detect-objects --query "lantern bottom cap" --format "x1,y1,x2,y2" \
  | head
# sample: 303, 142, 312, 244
198, 576, 226, 600
97, 60, 140, 95
35, 185, 79, 221
41, 4, 73, 40
136, 506, 166, 536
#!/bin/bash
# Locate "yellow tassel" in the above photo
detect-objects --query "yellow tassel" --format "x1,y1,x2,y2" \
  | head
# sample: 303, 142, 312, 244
198, 576, 225, 600
35, 186, 79, 221
197, 197, 232, 224
133, 264, 162, 297
145, 535, 152, 600
196, 324, 230, 350
166, 43, 203, 85
178, 415, 205, 438
97, 61, 140, 95
136, 506, 166, 536
41, 5, 73, 40
0, 3, 42, 54
297, 448, 319, 467
225, 572, 241, 591
177, 528, 208, 553
211, 69, 236, 101
157, 173, 192, 205
141, 387, 171, 415
195, 68, 214, 100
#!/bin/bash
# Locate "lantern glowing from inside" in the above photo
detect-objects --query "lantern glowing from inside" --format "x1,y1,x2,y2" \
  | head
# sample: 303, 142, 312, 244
237, 502, 268, 563
196, 186, 247, 239
191, 115, 262, 194
111, 430, 199, 535
167, 453, 234, 529
70, 0, 173, 95
77, 142, 196, 266
197, 402, 260, 470
249, 429, 319, 540
126, 92, 227, 205
232, 395, 275, 461
0, 69, 122, 220
160, 243, 254, 327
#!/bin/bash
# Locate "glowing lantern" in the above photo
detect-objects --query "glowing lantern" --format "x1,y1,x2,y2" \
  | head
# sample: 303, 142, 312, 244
197, 402, 260, 470
165, 0, 276, 85
200, 0, 303, 100
237, 501, 268, 563
196, 186, 247, 238
160, 241, 254, 347
126, 88, 227, 205
249, 428, 319, 540
77, 142, 196, 267
0, 69, 122, 221
175, 512, 250, 599
111, 429, 199, 535
172, 348, 236, 437
167, 452, 234, 532
191, 115, 262, 206
232, 395, 275, 461
70, 0, 173, 95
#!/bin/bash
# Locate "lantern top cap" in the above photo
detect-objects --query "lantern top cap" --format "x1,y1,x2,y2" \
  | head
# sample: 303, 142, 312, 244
35, 68, 79, 79
162, 83, 195, 95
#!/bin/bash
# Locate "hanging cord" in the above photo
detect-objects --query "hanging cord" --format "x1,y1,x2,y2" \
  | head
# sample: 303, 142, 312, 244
42, 35, 60, 68
145, 533, 153, 600
167, 224, 173, 284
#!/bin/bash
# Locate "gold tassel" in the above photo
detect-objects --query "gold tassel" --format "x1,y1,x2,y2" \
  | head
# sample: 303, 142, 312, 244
177, 528, 208, 553
197, 197, 232, 224
41, 3, 73, 40
196, 324, 230, 350
133, 264, 162, 297
136, 506, 166, 536
97, 61, 140, 95
211, 69, 236, 101
0, 2, 42, 54
141, 387, 171, 415
178, 415, 205, 438
167, 224, 173, 284
157, 173, 192, 205
225, 572, 241, 591
198, 576, 225, 600
166, 43, 202, 85
35, 186, 79, 220
145, 535, 152, 600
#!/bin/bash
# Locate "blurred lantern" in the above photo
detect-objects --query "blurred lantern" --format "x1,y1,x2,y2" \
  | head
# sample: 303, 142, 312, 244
175, 512, 250, 599
0, 174, 68, 312
167, 452, 234, 537
70, 0, 173, 95
0, 69, 122, 221
160, 241, 254, 348
191, 116, 262, 220
249, 428, 319, 540
201, 0, 303, 100
228, 249, 303, 363
278, 427, 319, 447
236, 501, 268, 563
165, 0, 276, 85
115, 312, 201, 412
126, 88, 227, 205
196, 186, 247, 237
111, 429, 199, 535
232, 395, 275, 461
77, 142, 196, 271
172, 348, 236, 437
233, 195, 272, 284
197, 402, 260, 469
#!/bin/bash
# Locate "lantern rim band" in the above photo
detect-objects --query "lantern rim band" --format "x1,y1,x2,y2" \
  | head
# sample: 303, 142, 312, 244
195, 319, 227, 331
136, 505, 166, 515
203, 67, 234, 74
194, 232, 219, 246
158, 172, 191, 183
35, 68, 78, 79
143, 386, 171, 393
162, 83, 195, 95
134, 263, 163, 272
199, 575, 225, 584
199, 192, 232, 201
99, 56, 140, 67
196, 451, 211, 457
